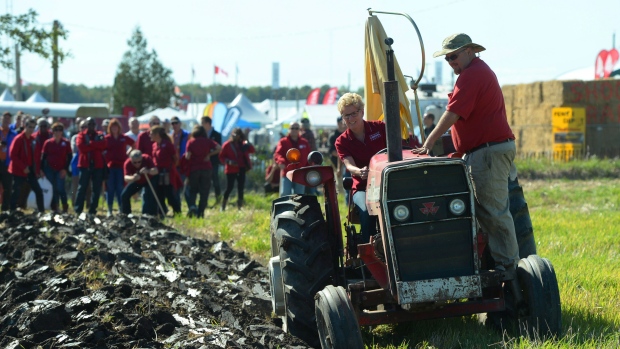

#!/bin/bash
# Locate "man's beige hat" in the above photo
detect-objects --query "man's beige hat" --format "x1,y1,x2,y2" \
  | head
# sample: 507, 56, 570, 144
433, 33, 486, 58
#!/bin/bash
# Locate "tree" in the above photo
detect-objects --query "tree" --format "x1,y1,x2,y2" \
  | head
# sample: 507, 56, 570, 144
112, 27, 174, 115
0, 9, 68, 69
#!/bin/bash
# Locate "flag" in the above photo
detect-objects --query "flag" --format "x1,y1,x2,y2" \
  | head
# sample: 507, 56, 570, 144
306, 88, 320, 105
322, 87, 338, 105
192, 66, 195, 78
214, 65, 228, 77
20, 79, 29, 86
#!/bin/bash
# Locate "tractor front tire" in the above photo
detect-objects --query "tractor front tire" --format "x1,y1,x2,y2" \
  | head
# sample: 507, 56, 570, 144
315, 285, 364, 349
516, 254, 562, 339
277, 195, 334, 348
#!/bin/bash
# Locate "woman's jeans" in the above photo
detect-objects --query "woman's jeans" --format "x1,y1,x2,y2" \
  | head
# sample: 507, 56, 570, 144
353, 190, 377, 243
106, 167, 124, 212
43, 165, 68, 209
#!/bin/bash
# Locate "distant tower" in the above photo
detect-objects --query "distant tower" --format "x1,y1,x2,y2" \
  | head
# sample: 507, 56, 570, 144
434, 61, 443, 86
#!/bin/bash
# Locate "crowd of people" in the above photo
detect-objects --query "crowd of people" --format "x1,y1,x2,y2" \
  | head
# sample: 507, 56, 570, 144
0, 112, 256, 218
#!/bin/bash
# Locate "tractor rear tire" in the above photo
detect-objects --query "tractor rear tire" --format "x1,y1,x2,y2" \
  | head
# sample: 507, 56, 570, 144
315, 285, 364, 349
516, 254, 562, 339
277, 195, 334, 348
509, 177, 537, 258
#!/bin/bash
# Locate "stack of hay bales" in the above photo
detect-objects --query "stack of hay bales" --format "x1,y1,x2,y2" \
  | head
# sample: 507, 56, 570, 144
502, 80, 620, 158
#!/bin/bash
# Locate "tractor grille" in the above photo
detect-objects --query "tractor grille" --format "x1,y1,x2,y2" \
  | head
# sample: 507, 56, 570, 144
391, 220, 474, 281
384, 161, 475, 282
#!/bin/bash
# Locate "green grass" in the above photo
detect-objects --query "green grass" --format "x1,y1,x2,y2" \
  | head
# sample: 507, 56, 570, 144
515, 157, 620, 179
167, 177, 620, 348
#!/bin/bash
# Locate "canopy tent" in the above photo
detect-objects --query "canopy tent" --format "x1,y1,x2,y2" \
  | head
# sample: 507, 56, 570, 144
0, 101, 109, 118
229, 93, 273, 126
136, 107, 188, 123
0, 89, 15, 102
555, 66, 595, 81
303, 105, 341, 128
26, 91, 48, 103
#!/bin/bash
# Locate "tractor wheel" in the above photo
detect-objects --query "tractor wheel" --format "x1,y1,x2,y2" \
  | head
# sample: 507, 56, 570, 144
516, 255, 562, 339
509, 177, 537, 258
277, 195, 334, 348
270, 195, 307, 257
315, 285, 364, 349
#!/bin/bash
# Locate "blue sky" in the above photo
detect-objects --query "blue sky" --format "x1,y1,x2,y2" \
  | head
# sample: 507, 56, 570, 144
2, 0, 619, 90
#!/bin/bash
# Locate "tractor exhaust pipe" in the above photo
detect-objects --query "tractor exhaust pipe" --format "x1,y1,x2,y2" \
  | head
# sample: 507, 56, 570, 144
383, 38, 402, 162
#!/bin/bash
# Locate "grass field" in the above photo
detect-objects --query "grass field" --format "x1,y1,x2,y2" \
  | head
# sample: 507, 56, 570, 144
168, 158, 620, 349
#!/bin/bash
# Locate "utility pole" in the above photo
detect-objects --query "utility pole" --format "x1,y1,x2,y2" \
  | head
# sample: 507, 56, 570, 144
14, 44, 21, 101
52, 20, 59, 102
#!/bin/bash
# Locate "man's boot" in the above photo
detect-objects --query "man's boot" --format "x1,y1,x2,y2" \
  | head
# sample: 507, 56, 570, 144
237, 199, 243, 210
62, 203, 69, 213
220, 198, 227, 212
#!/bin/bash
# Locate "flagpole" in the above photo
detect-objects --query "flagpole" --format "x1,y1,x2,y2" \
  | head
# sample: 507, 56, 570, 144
213, 64, 216, 102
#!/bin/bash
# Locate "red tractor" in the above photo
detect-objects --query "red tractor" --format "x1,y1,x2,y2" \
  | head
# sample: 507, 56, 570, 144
268, 10, 561, 349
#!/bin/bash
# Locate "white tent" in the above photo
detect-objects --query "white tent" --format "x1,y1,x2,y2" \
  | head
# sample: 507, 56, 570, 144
0, 89, 15, 102
0, 101, 109, 118
136, 107, 188, 123
303, 105, 341, 128
555, 66, 594, 81
230, 93, 273, 126
26, 91, 48, 103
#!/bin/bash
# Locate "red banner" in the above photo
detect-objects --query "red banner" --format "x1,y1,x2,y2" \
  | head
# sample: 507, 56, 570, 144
322, 87, 338, 105
306, 88, 320, 105
122, 106, 136, 117
214, 65, 228, 77
595, 48, 619, 79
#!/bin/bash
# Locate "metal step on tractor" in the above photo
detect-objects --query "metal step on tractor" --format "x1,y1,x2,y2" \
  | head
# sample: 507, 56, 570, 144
268, 9, 561, 349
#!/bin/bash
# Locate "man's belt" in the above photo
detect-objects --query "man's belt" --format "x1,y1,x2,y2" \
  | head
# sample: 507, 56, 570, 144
466, 139, 513, 154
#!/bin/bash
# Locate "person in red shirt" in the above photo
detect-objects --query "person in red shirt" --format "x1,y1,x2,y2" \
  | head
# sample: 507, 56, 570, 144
219, 127, 254, 211
150, 125, 181, 216
414, 33, 518, 273
274, 122, 310, 197
121, 149, 158, 215
41, 122, 72, 212
335, 93, 387, 243
137, 116, 160, 157
184, 125, 220, 217
104, 118, 135, 216
75, 117, 107, 215
33, 118, 52, 155
8, 119, 44, 212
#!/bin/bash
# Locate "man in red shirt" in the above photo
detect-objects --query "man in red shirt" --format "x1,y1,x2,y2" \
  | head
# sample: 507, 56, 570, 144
413, 33, 518, 273
121, 149, 158, 215
8, 119, 44, 211
75, 117, 107, 215
42, 122, 72, 212
274, 121, 310, 197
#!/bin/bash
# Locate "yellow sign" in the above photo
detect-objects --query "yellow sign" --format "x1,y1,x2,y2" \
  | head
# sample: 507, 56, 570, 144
552, 107, 586, 161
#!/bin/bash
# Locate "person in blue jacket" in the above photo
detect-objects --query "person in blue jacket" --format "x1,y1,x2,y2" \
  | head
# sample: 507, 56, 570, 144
0, 111, 17, 211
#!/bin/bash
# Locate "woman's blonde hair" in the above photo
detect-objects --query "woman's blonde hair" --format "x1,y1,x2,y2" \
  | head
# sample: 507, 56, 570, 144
336, 92, 364, 114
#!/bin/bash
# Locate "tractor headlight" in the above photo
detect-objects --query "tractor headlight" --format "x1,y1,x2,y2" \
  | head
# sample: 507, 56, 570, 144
449, 199, 466, 215
305, 170, 322, 187
393, 204, 410, 222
